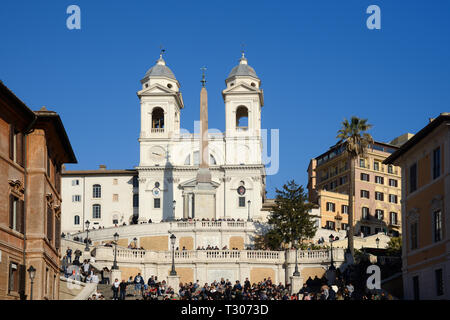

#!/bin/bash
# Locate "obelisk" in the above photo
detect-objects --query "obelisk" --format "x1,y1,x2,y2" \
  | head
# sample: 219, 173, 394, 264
192, 67, 216, 219
197, 68, 212, 184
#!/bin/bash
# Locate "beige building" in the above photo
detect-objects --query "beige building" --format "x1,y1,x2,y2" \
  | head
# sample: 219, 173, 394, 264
308, 137, 409, 237
385, 113, 449, 300
0, 81, 76, 300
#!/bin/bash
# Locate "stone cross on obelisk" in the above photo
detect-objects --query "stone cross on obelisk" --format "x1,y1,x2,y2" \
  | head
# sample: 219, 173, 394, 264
193, 67, 216, 219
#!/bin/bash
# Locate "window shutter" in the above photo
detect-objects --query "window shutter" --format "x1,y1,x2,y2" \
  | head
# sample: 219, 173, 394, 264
55, 217, 61, 250
9, 194, 14, 229
16, 132, 24, 167
18, 199, 24, 234
8, 263, 13, 293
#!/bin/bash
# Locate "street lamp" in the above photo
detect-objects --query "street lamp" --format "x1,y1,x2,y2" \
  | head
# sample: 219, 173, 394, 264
84, 220, 90, 252
27, 265, 36, 300
172, 200, 176, 221
376, 237, 380, 249
170, 234, 177, 276
112, 232, 119, 270
247, 200, 251, 222
329, 234, 335, 269
293, 239, 300, 276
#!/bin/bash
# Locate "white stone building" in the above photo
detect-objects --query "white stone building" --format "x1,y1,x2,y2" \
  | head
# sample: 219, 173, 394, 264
61, 52, 269, 232
61, 167, 138, 233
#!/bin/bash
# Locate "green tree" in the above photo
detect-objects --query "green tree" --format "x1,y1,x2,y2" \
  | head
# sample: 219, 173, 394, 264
267, 180, 318, 248
337, 116, 373, 260
254, 228, 284, 250
386, 236, 402, 256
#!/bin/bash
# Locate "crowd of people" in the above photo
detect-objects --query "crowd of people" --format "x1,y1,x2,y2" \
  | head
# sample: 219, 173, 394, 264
109, 269, 394, 301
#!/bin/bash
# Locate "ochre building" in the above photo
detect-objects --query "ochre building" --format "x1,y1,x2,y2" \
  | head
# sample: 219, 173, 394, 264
0, 81, 76, 300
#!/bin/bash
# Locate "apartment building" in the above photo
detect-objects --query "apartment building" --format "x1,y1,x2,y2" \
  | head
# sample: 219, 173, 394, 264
307, 136, 409, 237
61, 166, 138, 234
385, 113, 449, 300
0, 81, 76, 299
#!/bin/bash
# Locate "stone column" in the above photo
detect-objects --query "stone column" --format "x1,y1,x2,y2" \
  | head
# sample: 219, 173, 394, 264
183, 192, 189, 219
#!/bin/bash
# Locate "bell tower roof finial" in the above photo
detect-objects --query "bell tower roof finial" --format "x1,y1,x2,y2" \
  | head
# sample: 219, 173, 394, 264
239, 43, 248, 65
157, 45, 166, 65
241, 43, 246, 58
200, 66, 207, 87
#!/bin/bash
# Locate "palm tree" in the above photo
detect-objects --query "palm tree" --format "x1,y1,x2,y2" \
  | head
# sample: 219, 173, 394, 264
337, 116, 373, 260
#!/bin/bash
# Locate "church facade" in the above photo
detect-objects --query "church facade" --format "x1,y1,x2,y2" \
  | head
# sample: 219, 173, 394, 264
61, 53, 269, 233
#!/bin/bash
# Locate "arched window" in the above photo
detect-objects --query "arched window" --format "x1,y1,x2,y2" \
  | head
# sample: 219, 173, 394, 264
152, 107, 165, 129
210, 154, 216, 165
236, 106, 248, 130
92, 204, 101, 219
74, 215, 80, 225
193, 151, 216, 165
93, 184, 101, 198
133, 194, 139, 208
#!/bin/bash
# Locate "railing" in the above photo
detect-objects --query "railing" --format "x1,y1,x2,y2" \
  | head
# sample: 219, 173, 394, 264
246, 251, 281, 260
117, 248, 146, 260
94, 247, 344, 265
298, 250, 330, 260
175, 221, 248, 229
151, 128, 164, 133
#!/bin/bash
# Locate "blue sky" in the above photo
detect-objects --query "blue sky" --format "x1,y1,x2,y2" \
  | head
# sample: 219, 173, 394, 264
1, 0, 449, 197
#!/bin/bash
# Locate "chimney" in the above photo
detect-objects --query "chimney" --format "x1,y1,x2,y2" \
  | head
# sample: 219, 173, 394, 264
99, 164, 107, 170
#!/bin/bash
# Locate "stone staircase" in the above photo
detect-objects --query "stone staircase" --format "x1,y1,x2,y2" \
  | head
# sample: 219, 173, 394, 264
96, 283, 144, 300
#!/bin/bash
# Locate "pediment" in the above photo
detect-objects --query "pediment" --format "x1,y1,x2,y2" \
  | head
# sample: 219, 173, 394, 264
222, 82, 259, 94
137, 83, 175, 96
179, 177, 220, 189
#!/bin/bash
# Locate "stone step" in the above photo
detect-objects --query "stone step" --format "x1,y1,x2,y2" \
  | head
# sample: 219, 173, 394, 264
96, 284, 144, 300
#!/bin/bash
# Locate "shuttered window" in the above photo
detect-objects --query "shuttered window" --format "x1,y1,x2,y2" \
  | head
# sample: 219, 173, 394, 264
47, 207, 53, 242
9, 195, 24, 234
55, 216, 61, 250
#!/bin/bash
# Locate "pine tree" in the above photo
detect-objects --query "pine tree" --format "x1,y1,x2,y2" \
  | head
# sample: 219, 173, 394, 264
267, 180, 318, 248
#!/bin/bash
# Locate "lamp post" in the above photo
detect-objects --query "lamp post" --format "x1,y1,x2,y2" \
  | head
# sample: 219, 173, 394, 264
329, 234, 335, 269
247, 200, 251, 222
170, 234, 177, 276
27, 265, 36, 300
293, 239, 300, 276
112, 232, 119, 270
84, 220, 90, 252
172, 200, 176, 221
376, 237, 380, 249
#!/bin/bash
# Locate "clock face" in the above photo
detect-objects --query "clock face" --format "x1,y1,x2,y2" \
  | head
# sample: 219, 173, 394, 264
237, 186, 246, 195
150, 146, 166, 163
152, 188, 160, 197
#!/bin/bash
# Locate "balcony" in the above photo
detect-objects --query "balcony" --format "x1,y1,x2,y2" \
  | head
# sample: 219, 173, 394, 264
151, 128, 164, 133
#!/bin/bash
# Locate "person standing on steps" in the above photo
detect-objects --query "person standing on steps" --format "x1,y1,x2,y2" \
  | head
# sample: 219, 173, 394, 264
112, 278, 120, 300
119, 279, 128, 300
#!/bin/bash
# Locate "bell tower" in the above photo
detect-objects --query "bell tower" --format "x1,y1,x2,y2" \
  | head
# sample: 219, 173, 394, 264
222, 52, 264, 165
137, 51, 184, 167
